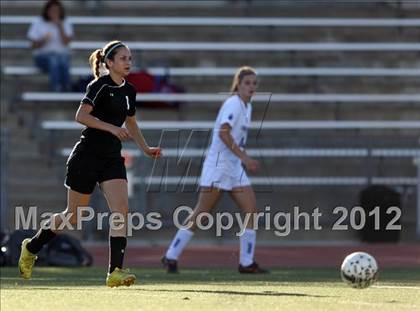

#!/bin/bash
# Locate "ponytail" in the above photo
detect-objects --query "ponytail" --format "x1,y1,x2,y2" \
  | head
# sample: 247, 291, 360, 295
89, 49, 105, 79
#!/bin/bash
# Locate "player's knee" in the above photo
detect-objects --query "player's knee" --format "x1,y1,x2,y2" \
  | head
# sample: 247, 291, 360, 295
250, 208, 259, 215
63, 209, 78, 225
68, 214, 78, 226
113, 204, 129, 217
243, 207, 258, 215
183, 219, 198, 232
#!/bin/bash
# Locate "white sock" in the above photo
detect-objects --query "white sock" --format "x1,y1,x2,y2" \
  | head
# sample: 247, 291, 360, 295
239, 229, 256, 266
165, 229, 194, 260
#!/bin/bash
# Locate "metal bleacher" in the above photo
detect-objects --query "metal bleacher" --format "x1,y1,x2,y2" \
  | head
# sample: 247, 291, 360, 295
2, 16, 420, 77
41, 120, 420, 130
44, 119, 420, 186
3, 40, 420, 51
20, 92, 420, 103
2, 16, 420, 26
4, 66, 420, 77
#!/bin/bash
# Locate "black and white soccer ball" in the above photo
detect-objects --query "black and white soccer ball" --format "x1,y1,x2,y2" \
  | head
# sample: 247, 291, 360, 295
341, 252, 378, 289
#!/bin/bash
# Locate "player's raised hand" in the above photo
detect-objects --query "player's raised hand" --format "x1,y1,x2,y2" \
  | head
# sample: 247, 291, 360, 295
145, 147, 162, 159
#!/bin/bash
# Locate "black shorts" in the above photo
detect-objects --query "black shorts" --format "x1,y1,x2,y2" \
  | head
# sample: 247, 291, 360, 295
64, 143, 127, 194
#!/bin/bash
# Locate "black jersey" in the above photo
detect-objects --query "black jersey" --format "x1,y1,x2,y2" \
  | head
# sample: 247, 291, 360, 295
79, 75, 136, 154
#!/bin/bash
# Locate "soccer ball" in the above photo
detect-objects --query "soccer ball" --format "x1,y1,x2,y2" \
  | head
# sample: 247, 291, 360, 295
340, 252, 378, 289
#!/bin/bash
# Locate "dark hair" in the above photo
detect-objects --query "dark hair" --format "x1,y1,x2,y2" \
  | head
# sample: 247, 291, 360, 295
42, 0, 65, 21
89, 40, 127, 79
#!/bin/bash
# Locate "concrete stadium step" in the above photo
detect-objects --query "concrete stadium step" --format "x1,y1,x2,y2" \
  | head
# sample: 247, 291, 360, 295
3, 49, 420, 69
18, 102, 420, 128
7, 126, 49, 160
3, 54, 420, 70
8, 128, 37, 142
8, 156, 60, 175
37, 141, 420, 167
8, 196, 66, 213
37, 126, 420, 149
8, 150, 43, 162
3, 23, 420, 42
46, 140, 418, 172
4, 74, 420, 94
9, 182, 65, 198
9, 184, 66, 208
5, 110, 68, 213
141, 186, 416, 225
9, 176, 63, 190
167, 76, 420, 93
145, 187, 416, 215
1, 112, 22, 130
133, 158, 416, 177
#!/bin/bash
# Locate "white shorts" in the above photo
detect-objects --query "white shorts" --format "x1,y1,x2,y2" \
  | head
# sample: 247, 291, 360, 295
199, 164, 251, 191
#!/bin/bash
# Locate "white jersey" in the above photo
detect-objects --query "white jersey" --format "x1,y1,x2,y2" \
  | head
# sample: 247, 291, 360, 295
204, 94, 252, 172
27, 17, 73, 56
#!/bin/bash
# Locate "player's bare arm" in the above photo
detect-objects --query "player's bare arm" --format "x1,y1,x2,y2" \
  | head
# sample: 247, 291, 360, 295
125, 115, 161, 158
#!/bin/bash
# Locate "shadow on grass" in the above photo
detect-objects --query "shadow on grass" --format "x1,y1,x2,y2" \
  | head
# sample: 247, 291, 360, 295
0, 267, 338, 287
137, 288, 332, 298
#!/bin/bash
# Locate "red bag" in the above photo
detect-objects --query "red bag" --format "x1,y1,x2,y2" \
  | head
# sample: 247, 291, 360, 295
126, 70, 156, 93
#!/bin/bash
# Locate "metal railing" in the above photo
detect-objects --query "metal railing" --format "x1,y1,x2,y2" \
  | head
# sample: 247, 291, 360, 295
2, 16, 420, 27
5, 66, 420, 77
3, 40, 420, 51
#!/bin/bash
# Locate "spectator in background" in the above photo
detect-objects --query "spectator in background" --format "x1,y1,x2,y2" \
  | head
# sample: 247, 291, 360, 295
27, 0, 73, 92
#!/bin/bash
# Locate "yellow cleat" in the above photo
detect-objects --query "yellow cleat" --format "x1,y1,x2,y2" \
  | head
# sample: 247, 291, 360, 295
106, 267, 136, 288
18, 238, 37, 279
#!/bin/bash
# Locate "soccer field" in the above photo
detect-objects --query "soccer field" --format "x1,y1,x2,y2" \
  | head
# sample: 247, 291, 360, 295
1, 267, 419, 311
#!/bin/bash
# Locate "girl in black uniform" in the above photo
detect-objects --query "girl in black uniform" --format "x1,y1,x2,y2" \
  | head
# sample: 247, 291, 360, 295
18, 40, 161, 287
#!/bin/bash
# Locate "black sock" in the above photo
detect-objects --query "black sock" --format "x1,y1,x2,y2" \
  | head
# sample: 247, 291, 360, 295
26, 229, 56, 254
109, 236, 127, 273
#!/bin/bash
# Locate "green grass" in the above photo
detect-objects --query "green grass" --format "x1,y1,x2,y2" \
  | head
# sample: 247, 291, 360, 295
1, 267, 419, 311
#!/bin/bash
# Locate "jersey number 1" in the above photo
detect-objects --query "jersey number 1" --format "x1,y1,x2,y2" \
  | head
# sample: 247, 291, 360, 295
125, 96, 130, 110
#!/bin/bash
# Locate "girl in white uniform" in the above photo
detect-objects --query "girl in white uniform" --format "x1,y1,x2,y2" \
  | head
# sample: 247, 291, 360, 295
162, 66, 268, 274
